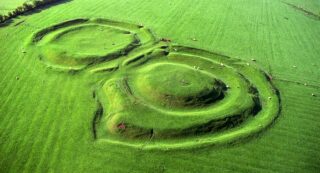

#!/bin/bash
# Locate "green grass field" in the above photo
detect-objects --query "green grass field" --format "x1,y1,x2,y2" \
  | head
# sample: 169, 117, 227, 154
0, 0, 319, 172
0, 0, 29, 15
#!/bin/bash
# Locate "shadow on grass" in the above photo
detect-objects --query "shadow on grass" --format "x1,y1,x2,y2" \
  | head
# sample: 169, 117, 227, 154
282, 1, 320, 21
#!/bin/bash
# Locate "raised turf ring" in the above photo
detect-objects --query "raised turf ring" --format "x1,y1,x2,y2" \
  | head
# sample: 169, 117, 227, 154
94, 45, 281, 150
27, 18, 156, 71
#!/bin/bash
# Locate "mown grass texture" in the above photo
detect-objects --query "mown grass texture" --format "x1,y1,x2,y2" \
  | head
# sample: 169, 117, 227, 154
0, 0, 319, 172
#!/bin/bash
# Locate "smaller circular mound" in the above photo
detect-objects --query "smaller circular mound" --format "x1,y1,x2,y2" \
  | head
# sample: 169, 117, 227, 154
28, 18, 155, 71
132, 63, 225, 107
40, 25, 137, 70
47, 25, 135, 59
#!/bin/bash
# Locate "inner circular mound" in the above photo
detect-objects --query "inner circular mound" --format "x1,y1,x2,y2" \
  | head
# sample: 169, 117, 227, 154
132, 63, 226, 107
48, 25, 135, 59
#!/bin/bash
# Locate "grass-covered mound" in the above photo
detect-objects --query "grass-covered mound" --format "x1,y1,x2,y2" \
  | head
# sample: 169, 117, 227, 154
1, 0, 319, 172
26, 18, 280, 150
133, 63, 226, 107
27, 18, 155, 70
93, 44, 281, 150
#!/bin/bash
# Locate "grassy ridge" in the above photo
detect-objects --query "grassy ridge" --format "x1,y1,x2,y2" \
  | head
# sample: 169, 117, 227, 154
0, 0, 319, 172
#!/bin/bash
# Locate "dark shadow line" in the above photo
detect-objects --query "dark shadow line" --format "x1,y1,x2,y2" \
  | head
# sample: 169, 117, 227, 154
282, 1, 320, 21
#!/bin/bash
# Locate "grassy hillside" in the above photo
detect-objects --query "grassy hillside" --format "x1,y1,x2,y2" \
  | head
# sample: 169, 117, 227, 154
0, 0, 319, 172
